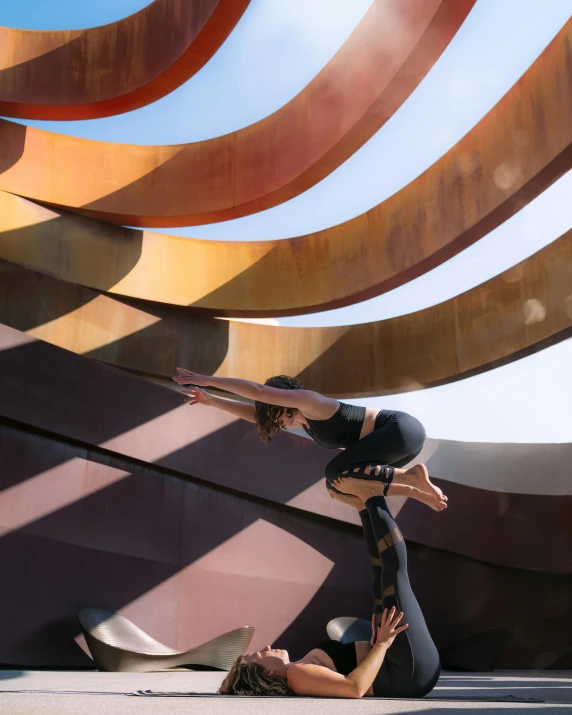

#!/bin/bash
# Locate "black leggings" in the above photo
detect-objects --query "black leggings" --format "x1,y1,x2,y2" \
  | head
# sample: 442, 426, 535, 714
359, 496, 440, 698
324, 410, 426, 491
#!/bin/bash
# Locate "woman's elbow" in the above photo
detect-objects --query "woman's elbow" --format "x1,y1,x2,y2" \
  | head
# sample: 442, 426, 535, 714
346, 680, 366, 699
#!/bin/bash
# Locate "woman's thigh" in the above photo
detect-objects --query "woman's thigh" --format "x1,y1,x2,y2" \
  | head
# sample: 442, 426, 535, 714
325, 411, 426, 482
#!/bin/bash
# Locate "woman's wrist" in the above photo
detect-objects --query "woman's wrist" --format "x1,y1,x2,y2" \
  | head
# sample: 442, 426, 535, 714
205, 376, 262, 401
372, 642, 389, 653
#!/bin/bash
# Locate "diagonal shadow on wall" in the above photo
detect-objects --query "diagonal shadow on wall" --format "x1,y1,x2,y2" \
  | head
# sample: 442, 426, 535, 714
2, 407, 572, 669
2, 322, 571, 669
0, 338, 188, 461
0, 261, 231, 377
0, 207, 144, 295
0, 331, 324, 501
0, 121, 26, 176
0, 419, 371, 667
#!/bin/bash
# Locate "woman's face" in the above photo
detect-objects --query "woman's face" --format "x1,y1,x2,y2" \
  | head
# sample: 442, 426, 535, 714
244, 645, 290, 673
279, 408, 300, 429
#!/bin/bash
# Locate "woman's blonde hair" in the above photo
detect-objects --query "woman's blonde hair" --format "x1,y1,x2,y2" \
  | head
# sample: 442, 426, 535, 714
218, 656, 294, 696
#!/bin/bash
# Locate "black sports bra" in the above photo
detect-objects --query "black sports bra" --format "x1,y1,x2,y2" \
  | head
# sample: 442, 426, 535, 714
303, 401, 366, 449
315, 640, 357, 675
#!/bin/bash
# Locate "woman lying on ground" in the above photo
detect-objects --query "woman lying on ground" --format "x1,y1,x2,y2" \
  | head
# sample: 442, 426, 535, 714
219, 479, 441, 698
172, 368, 447, 510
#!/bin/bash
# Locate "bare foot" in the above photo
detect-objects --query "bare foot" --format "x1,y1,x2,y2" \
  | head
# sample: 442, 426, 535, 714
408, 489, 447, 512
327, 488, 364, 511
332, 477, 447, 512
395, 464, 447, 504
332, 476, 387, 502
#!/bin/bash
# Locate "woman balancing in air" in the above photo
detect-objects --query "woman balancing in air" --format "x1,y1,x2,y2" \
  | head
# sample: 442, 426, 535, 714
172, 369, 448, 511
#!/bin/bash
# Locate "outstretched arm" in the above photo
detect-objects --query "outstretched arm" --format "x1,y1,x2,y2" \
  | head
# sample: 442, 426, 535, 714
181, 386, 256, 423
173, 368, 332, 411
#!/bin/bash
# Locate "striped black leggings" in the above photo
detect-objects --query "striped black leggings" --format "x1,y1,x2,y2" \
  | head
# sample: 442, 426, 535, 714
324, 410, 426, 490
359, 496, 440, 697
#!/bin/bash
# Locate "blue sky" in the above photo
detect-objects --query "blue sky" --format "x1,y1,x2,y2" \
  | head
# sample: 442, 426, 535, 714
2, 0, 571, 442
0, 0, 151, 30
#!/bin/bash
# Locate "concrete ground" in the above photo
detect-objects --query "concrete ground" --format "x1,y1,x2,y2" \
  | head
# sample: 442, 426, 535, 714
0, 670, 570, 714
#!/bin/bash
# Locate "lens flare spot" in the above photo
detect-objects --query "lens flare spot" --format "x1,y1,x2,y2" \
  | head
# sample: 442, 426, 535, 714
495, 492, 511, 517
493, 164, 516, 190
523, 299, 546, 324
503, 264, 524, 283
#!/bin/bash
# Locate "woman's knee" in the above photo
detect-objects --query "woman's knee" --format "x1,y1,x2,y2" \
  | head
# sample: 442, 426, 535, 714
413, 419, 426, 448
396, 413, 426, 452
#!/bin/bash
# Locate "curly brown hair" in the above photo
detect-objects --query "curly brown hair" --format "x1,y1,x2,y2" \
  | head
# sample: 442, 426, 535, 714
254, 375, 304, 444
218, 655, 294, 696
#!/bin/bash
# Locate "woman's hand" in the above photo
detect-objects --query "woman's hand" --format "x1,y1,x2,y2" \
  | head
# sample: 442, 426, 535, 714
182, 386, 215, 408
371, 607, 408, 649
172, 367, 211, 387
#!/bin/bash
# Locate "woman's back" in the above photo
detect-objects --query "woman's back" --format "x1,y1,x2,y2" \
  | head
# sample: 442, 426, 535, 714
303, 401, 366, 448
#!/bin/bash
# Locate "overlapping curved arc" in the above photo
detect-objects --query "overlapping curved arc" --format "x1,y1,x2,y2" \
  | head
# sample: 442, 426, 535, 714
0, 0, 250, 120
0, 229, 570, 397
1, 17, 569, 318
0, 0, 476, 228
278, 171, 572, 328
2, 3, 570, 674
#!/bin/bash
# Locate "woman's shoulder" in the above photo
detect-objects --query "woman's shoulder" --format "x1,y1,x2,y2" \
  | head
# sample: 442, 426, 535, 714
286, 660, 332, 687
299, 393, 340, 420
296, 647, 337, 669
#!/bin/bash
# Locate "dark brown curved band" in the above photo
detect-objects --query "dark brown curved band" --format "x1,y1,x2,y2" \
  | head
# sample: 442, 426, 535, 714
0, 0, 475, 226
0, 15, 568, 318
0, 0, 249, 119
0, 228, 569, 397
